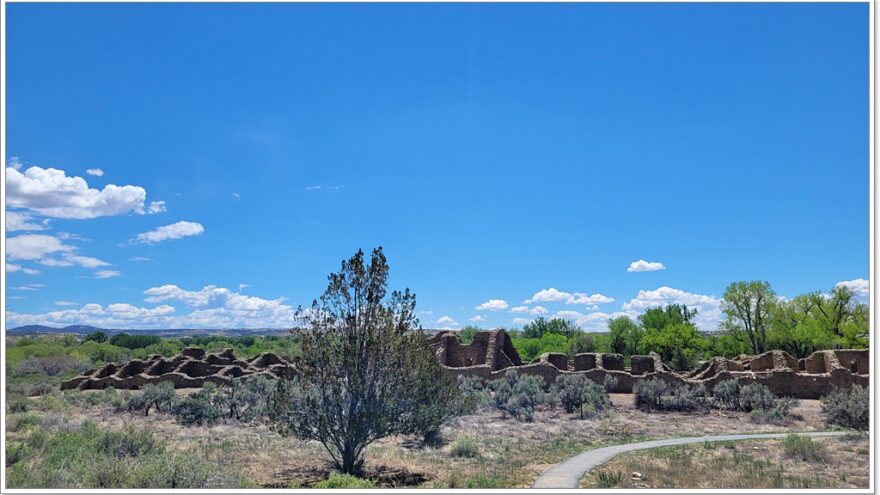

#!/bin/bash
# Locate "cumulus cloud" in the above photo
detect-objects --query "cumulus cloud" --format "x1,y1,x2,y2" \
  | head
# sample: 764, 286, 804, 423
435, 316, 458, 327
621, 286, 722, 330
475, 299, 509, 311
6, 165, 165, 219
627, 259, 666, 272
6, 211, 48, 232
530, 305, 548, 315
85, 168, 104, 177
836, 278, 869, 303
469, 315, 486, 322
524, 288, 614, 305
133, 221, 204, 244
7, 302, 176, 328
7, 234, 75, 260
512, 317, 532, 325
510, 305, 529, 313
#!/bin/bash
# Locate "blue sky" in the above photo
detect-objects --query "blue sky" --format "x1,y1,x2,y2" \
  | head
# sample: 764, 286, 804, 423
4, 3, 869, 331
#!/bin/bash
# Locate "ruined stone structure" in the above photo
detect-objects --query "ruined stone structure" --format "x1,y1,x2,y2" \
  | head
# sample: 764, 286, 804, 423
428, 330, 869, 399
62, 330, 868, 399
60, 348, 295, 390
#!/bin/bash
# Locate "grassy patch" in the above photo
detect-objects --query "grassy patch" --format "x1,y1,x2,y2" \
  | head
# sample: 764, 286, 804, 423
313, 473, 375, 488
781, 434, 829, 463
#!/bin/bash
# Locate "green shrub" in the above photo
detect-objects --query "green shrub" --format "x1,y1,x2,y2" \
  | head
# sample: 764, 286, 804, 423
712, 380, 797, 423
9, 398, 29, 413
216, 376, 272, 422
711, 379, 741, 410
739, 383, 776, 412
821, 385, 869, 432
490, 370, 548, 421
313, 473, 375, 488
465, 474, 502, 488
5, 443, 31, 467
109, 333, 162, 350
634, 379, 704, 412
603, 374, 619, 393
449, 436, 480, 458
457, 375, 489, 412
125, 382, 176, 416
593, 469, 625, 488
551, 374, 608, 419
782, 434, 829, 463
172, 384, 222, 426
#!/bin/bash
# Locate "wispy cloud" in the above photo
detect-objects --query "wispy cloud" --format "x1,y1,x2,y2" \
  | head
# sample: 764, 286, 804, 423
133, 221, 204, 244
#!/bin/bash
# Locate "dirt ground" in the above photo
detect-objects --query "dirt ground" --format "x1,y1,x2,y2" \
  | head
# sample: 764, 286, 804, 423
35, 390, 842, 488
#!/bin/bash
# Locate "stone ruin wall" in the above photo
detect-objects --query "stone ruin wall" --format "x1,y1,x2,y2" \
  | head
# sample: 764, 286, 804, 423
428, 330, 869, 400
61, 329, 869, 399
61, 347, 295, 391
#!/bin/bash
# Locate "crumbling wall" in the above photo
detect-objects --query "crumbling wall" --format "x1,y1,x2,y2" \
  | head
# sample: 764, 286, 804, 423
61, 348, 295, 390
435, 330, 869, 400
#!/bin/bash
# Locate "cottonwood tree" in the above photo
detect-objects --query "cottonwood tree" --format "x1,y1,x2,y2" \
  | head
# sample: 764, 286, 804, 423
269, 247, 460, 475
722, 281, 776, 354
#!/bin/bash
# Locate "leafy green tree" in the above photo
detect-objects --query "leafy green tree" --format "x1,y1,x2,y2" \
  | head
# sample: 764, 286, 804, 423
568, 331, 595, 355
607, 316, 642, 355
638, 322, 708, 371
639, 304, 697, 332
722, 281, 776, 354
459, 325, 479, 344
522, 317, 580, 338
268, 248, 457, 475
538, 332, 569, 354
84, 331, 108, 343
512, 338, 542, 361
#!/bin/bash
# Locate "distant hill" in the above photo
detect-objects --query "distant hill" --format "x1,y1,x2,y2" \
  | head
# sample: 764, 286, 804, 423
7, 325, 450, 337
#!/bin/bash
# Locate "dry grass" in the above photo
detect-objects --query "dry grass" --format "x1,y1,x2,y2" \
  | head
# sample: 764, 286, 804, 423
7, 389, 853, 489
581, 435, 869, 489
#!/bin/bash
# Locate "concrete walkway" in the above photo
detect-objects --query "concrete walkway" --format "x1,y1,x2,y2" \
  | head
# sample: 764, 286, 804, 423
532, 431, 847, 489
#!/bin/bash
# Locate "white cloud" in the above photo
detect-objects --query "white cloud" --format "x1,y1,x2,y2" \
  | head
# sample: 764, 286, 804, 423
525, 288, 571, 304
129, 257, 151, 262
55, 301, 78, 306
524, 288, 614, 305
510, 305, 530, 313
7, 302, 176, 328
475, 299, 509, 311
6, 165, 165, 219
435, 316, 458, 327
621, 286, 722, 331
512, 317, 532, 325
530, 305, 548, 315
6, 211, 48, 232
38, 254, 110, 269
95, 270, 121, 279
6, 234, 75, 260
8, 156, 23, 170
239, 283, 250, 292
133, 221, 204, 244
567, 292, 615, 305
836, 278, 869, 303
85, 168, 104, 177
627, 259, 666, 272
305, 185, 346, 192
5, 263, 38, 275
469, 315, 486, 322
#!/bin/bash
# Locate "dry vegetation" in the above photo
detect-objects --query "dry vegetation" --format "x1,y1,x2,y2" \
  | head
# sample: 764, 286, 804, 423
7, 388, 861, 489
581, 435, 869, 489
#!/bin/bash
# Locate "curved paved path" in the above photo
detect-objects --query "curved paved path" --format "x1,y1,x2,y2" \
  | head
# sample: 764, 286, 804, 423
532, 431, 847, 489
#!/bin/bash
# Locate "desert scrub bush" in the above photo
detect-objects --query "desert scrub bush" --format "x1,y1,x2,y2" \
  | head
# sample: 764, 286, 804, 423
8, 398, 29, 413
603, 374, 619, 393
634, 379, 704, 412
216, 376, 273, 422
551, 374, 609, 419
490, 370, 549, 421
465, 474, 502, 488
711, 379, 798, 424
782, 434, 830, 463
124, 382, 176, 416
821, 385, 869, 433
593, 469, 625, 488
15, 355, 93, 377
457, 375, 490, 412
5, 442, 31, 467
4, 420, 251, 488
313, 473, 375, 488
172, 383, 223, 426
449, 436, 480, 458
